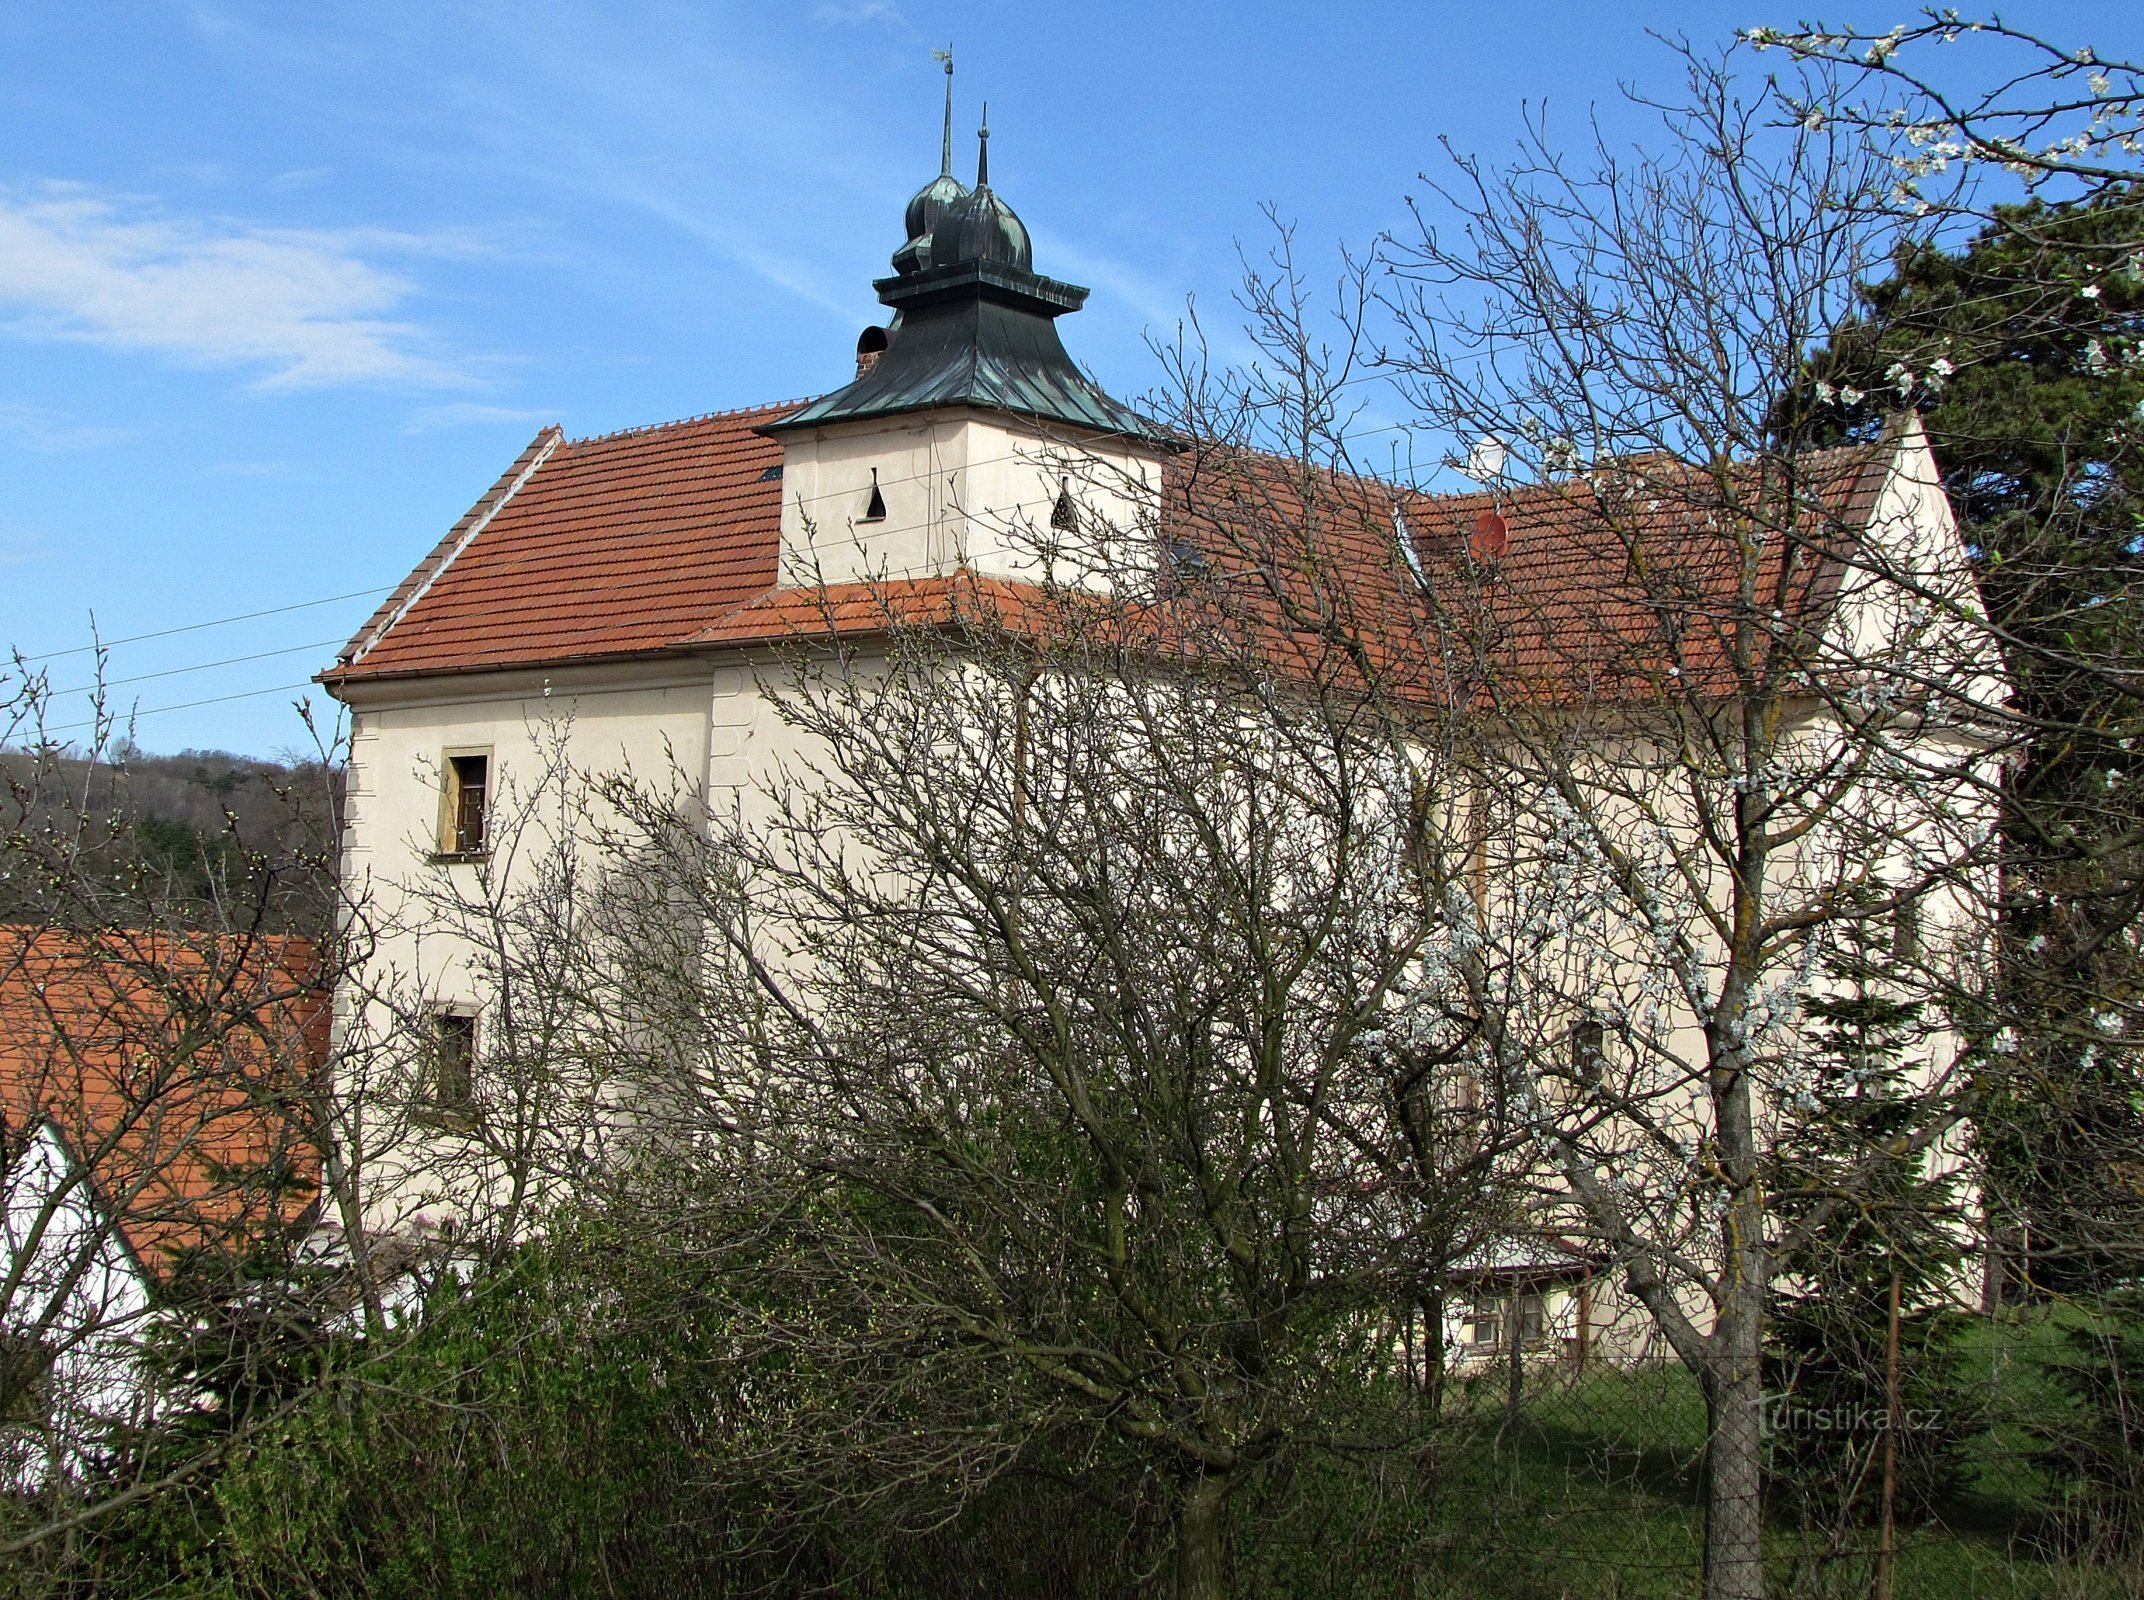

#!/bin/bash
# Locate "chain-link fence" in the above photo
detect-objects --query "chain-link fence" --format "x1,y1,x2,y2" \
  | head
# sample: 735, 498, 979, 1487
1377, 1299, 2142, 1600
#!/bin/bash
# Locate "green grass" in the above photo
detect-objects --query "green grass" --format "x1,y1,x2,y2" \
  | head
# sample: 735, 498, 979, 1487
1381, 1350, 2142, 1600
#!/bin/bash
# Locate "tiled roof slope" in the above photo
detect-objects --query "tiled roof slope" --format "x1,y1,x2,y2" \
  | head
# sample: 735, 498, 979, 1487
1422, 446, 1891, 703
1, 927, 326, 1274
325, 400, 1896, 693
1111, 436, 1893, 707
333, 403, 801, 681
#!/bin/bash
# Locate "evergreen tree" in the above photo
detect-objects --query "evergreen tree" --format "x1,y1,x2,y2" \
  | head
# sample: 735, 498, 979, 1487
1783, 186, 2144, 1296
2029, 1285, 2144, 1563
1767, 901, 1972, 1533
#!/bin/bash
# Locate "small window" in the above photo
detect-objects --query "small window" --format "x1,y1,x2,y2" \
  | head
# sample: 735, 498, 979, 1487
860, 467, 887, 523
429, 1010, 477, 1113
1571, 1020, 1606, 1085
1467, 1290, 1547, 1348
1466, 1299, 1502, 1348
439, 752, 490, 857
1515, 1292, 1548, 1345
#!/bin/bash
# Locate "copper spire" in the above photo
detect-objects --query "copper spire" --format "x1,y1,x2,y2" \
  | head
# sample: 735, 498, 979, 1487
932, 46, 954, 178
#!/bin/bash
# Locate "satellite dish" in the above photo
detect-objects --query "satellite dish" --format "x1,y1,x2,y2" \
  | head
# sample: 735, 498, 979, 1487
1465, 436, 1509, 482
1467, 510, 1509, 562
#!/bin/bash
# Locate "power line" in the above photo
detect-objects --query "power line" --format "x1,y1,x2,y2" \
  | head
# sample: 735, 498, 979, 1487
32, 681, 324, 742
44, 638, 346, 700
14, 587, 391, 666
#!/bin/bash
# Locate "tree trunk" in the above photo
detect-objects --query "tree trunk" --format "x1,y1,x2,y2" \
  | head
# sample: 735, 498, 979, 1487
1176, 1472, 1230, 1600
1419, 1288, 1448, 1416
1702, 1351, 1767, 1600
1875, 1263, 1903, 1600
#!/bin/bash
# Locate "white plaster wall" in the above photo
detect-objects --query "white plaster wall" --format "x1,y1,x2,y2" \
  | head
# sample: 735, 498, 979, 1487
1, 1121, 154, 1487
775, 407, 1163, 591
337, 664, 721, 1228
343, 664, 715, 938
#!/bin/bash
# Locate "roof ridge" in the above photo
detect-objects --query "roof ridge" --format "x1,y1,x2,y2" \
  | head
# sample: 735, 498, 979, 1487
346, 428, 564, 665
567, 397, 819, 448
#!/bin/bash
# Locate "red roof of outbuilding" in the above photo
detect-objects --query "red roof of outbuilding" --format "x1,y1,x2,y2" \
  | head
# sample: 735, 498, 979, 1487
0, 927, 327, 1275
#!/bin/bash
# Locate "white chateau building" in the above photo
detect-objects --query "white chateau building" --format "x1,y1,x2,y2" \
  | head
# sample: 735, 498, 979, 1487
321, 113, 1986, 1365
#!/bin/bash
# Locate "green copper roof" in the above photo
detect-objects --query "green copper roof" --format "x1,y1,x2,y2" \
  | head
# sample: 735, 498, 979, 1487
764, 128, 1155, 443
767, 261, 1153, 441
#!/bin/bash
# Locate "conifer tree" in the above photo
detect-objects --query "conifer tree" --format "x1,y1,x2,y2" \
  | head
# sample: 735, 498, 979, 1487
1784, 187, 2144, 1295
1767, 899, 1971, 1532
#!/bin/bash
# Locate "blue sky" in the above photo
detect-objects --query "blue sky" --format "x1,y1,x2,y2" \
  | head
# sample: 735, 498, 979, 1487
0, 1, 2132, 759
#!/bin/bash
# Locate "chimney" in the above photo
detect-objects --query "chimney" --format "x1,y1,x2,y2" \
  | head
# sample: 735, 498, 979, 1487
855, 324, 890, 379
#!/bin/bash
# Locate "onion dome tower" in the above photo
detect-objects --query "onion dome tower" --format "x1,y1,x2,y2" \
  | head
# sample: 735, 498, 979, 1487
766, 104, 1151, 441
890, 54, 970, 276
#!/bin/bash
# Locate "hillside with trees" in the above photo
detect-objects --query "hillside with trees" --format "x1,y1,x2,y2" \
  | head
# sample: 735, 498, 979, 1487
0, 743, 340, 933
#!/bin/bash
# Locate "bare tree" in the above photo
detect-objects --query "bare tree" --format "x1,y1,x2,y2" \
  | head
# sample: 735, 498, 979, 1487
1744, 14, 2141, 209
0, 669, 349, 1576
1368, 44, 2004, 1599
327, 713, 661, 1269
562, 517, 1535, 1598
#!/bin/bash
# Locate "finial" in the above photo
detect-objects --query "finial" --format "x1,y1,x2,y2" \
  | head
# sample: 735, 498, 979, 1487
978, 102, 990, 189
931, 46, 954, 177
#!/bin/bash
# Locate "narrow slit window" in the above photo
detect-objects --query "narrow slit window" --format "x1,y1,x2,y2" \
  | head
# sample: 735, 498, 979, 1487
431, 1010, 477, 1112
861, 467, 887, 523
1571, 1020, 1606, 1086
441, 752, 489, 856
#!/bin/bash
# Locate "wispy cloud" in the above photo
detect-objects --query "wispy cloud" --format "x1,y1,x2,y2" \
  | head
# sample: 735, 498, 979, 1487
407, 401, 555, 432
0, 185, 478, 389
179, 6, 903, 330
810, 1, 903, 23
0, 401, 130, 452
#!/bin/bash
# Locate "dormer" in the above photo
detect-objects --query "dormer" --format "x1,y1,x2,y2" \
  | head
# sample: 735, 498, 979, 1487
758, 106, 1165, 592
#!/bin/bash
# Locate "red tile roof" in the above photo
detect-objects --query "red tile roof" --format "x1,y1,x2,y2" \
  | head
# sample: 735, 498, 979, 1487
1170, 440, 1896, 705
332, 403, 799, 682
322, 400, 1897, 703
0, 927, 326, 1276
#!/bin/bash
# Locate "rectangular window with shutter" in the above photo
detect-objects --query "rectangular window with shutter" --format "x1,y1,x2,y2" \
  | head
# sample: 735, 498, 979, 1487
437, 750, 491, 858
429, 1009, 477, 1115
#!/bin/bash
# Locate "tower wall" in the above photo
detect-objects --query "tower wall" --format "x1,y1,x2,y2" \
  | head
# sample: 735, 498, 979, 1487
775, 408, 1163, 592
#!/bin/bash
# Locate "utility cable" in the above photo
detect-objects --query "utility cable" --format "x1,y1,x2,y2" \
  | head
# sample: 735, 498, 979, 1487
32, 681, 325, 742
13, 587, 391, 665
40, 638, 347, 700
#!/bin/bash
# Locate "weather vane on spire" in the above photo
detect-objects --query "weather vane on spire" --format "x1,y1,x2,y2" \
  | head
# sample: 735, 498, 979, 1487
978, 100, 990, 188
931, 46, 954, 179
